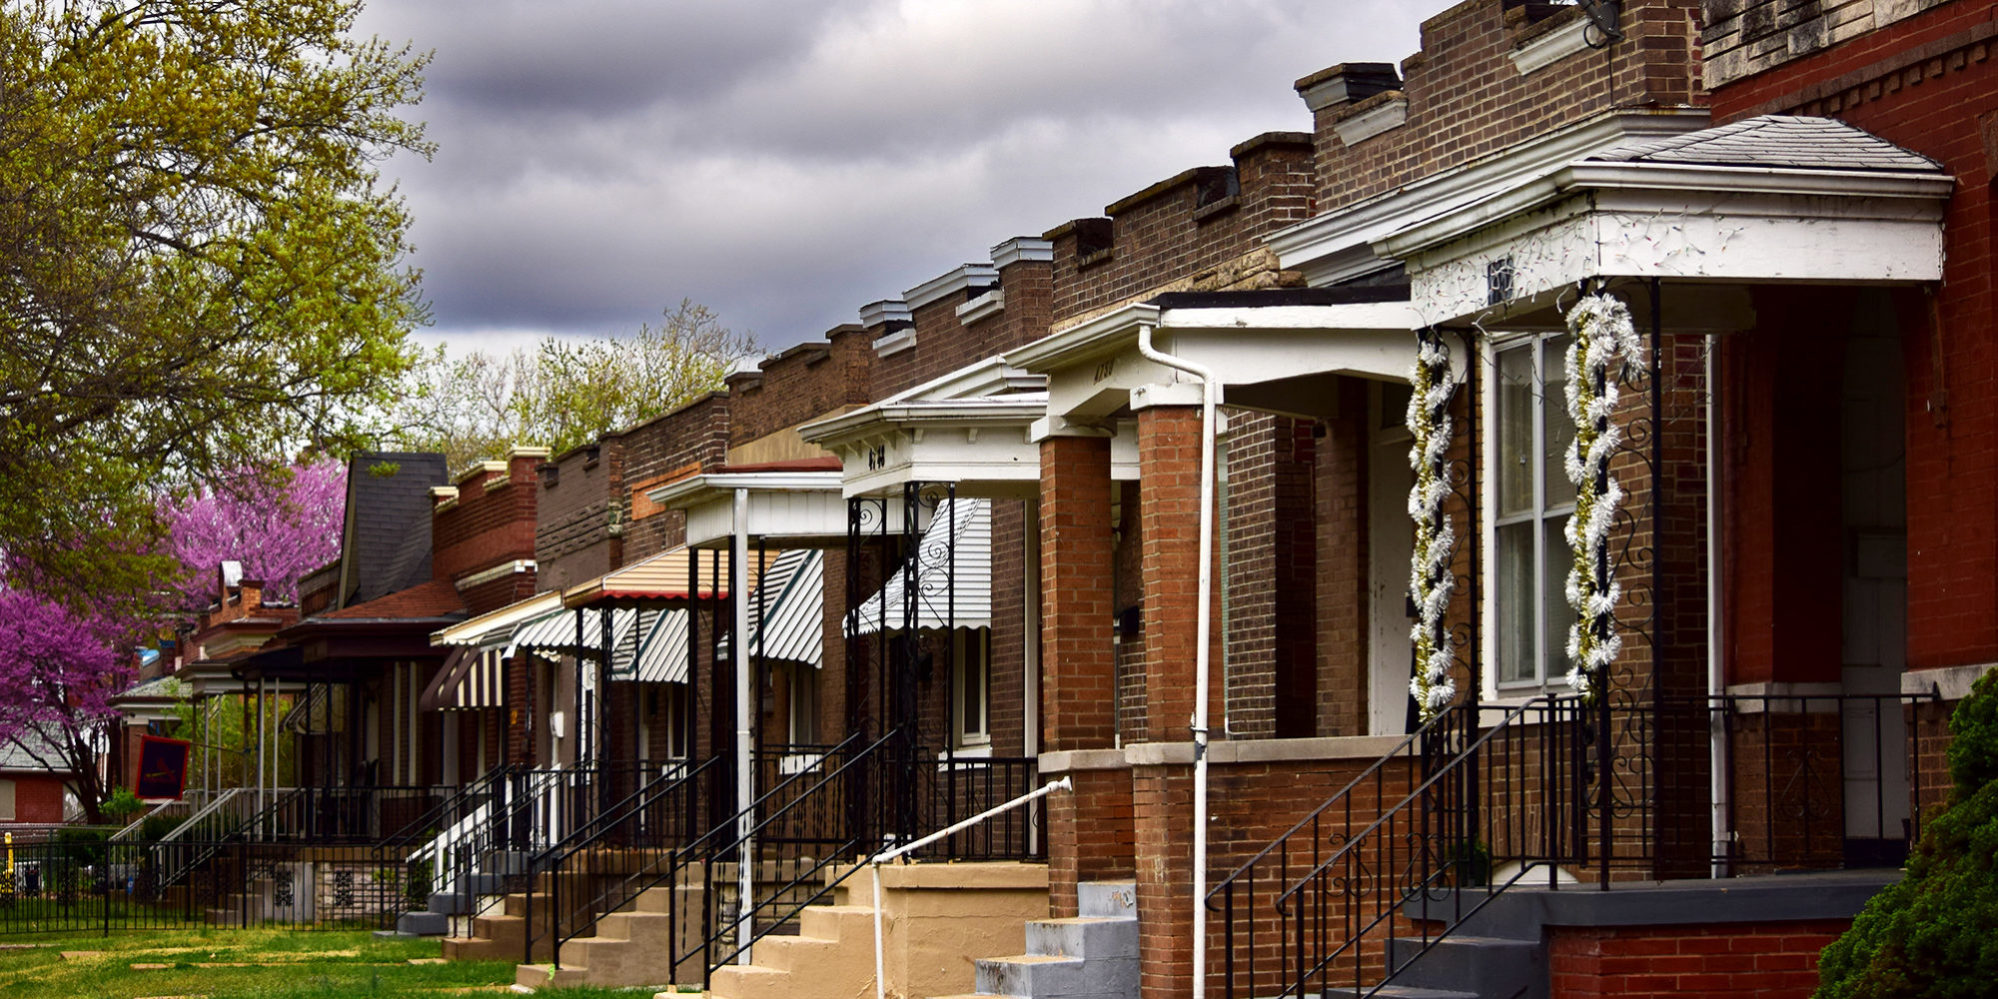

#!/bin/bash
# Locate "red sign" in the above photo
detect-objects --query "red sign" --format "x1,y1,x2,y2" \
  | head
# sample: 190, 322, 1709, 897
134, 735, 191, 800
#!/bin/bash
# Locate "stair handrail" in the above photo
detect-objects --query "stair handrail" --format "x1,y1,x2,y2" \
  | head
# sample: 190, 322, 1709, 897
690, 728, 902, 976
1266, 696, 1582, 999
864, 776, 1073, 999
1208, 704, 1465, 899
526, 753, 731, 967
385, 764, 524, 853
110, 788, 211, 842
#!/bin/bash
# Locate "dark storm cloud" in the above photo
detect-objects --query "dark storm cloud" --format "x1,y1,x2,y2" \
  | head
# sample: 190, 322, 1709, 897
354, 1, 1429, 350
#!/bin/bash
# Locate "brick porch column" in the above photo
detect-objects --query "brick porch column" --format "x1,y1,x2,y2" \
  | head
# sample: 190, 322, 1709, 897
1134, 402, 1226, 999
1039, 430, 1132, 916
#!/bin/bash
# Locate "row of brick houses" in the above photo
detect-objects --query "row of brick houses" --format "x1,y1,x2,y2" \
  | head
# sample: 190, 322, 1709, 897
101, 0, 1998, 996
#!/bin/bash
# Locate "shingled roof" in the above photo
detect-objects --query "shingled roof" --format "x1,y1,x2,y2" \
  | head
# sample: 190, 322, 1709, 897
340, 452, 449, 607
1588, 115, 1943, 173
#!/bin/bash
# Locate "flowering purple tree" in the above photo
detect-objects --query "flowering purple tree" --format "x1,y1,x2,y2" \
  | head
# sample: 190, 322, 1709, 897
161, 461, 347, 608
0, 589, 135, 824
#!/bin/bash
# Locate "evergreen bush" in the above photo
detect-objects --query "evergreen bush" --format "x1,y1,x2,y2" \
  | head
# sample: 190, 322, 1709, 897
1816, 669, 1998, 998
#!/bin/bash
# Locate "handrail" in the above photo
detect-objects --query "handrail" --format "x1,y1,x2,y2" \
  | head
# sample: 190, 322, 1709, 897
695, 730, 901, 973
1209, 705, 1463, 896
529, 755, 730, 966
1276, 697, 1561, 907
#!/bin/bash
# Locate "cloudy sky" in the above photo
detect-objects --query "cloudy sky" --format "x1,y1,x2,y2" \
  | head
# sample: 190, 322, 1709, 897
353, 2, 1431, 355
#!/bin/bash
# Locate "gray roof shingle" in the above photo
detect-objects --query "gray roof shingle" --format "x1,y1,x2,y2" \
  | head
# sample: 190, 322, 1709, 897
1588, 115, 1943, 173
342, 452, 449, 606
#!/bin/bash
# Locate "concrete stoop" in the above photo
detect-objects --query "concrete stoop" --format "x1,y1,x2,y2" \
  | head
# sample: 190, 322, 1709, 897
948, 881, 1139, 999
513, 885, 708, 991
700, 903, 879, 999
443, 891, 557, 963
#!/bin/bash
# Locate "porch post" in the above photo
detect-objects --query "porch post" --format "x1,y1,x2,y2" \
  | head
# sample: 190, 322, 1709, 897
1036, 429, 1129, 917
731, 488, 754, 964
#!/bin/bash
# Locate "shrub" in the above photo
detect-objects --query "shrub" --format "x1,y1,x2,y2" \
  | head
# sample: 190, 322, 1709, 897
1815, 669, 1998, 998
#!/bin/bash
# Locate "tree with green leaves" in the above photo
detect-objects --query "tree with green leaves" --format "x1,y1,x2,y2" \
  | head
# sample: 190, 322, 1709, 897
0, 0, 429, 595
390, 299, 755, 470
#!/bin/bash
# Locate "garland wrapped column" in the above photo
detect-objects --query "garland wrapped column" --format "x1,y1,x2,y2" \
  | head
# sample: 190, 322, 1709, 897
1406, 327, 1457, 721
1561, 293, 1644, 697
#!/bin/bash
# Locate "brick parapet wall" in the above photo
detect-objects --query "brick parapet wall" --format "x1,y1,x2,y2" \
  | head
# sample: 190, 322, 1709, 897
535, 439, 625, 592
432, 452, 540, 615
1045, 134, 1315, 327
1309, 0, 1706, 214
728, 331, 875, 451
621, 394, 729, 562
1701, 0, 1954, 89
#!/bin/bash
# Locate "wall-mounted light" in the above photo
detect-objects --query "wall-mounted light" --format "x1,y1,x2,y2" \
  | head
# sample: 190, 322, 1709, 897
1578, 0, 1624, 47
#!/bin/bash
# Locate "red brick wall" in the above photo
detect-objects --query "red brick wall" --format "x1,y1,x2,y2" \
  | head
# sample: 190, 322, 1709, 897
1548, 919, 1849, 998
1711, 2, 1998, 673
2, 774, 67, 824
726, 330, 873, 449
989, 498, 1028, 756
1045, 766, 1134, 918
1314, 388, 1371, 738
1310, 0, 1706, 214
431, 452, 540, 613
1224, 411, 1322, 738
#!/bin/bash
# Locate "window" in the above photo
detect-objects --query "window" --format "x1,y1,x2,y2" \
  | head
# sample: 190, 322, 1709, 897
1493, 333, 1579, 687
787, 665, 819, 746
953, 629, 991, 748
0, 779, 14, 821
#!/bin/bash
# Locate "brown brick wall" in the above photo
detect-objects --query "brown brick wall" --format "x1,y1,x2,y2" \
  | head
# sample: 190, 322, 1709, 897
1310, 0, 1706, 215
1137, 406, 1226, 744
1315, 387, 1371, 738
535, 440, 624, 592
1046, 134, 1316, 326
431, 452, 540, 613
620, 394, 729, 562
726, 331, 874, 450
989, 498, 1029, 757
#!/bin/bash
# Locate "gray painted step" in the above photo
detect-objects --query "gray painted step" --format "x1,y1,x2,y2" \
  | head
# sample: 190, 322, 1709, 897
1388, 934, 1543, 999
1325, 987, 1479, 999
972, 881, 1138, 999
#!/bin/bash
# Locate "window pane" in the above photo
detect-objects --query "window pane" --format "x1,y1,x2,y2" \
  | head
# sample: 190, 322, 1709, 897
1496, 521, 1536, 683
1543, 335, 1577, 509
1497, 345, 1535, 517
1542, 516, 1579, 684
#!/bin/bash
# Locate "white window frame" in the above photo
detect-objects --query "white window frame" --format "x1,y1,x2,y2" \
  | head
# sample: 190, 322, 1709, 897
952, 628, 992, 749
1484, 330, 1578, 695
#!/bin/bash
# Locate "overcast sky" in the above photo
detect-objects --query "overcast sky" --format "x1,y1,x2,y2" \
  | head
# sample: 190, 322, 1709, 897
354, 1, 1430, 355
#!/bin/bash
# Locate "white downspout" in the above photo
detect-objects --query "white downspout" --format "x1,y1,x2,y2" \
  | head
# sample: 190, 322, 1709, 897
1136, 322, 1218, 999
1706, 342, 1730, 877
732, 488, 755, 964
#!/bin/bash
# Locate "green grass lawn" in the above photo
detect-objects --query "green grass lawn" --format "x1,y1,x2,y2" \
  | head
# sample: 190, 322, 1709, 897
0, 928, 664, 999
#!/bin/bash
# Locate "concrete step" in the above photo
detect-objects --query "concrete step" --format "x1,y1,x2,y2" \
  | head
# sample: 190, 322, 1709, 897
395, 910, 450, 936
708, 962, 797, 999
1023, 915, 1137, 960
1388, 933, 1543, 999
974, 953, 1086, 996
1078, 881, 1137, 919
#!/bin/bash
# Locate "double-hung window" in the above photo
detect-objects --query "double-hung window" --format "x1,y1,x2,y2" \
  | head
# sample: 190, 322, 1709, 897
1493, 333, 1580, 688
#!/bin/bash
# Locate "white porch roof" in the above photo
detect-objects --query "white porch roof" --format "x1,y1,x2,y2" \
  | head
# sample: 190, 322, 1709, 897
1370, 115, 1953, 324
646, 465, 851, 549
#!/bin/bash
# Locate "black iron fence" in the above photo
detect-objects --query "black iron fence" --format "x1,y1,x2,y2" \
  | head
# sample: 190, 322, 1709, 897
0, 837, 427, 935
1207, 691, 1936, 999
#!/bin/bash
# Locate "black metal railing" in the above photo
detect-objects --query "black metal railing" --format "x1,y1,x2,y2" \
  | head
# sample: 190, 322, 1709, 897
0, 837, 429, 935
526, 755, 729, 968
1208, 691, 1937, 999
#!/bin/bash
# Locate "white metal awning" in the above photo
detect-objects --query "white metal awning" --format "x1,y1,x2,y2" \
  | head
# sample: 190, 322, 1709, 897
721, 548, 825, 667
849, 498, 990, 636
610, 607, 692, 684
420, 646, 507, 711
511, 606, 639, 660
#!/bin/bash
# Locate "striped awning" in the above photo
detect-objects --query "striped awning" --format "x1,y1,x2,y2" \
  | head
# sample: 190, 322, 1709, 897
849, 498, 991, 635
420, 646, 507, 711
511, 606, 639, 659
561, 544, 770, 609
610, 608, 693, 684
722, 548, 825, 667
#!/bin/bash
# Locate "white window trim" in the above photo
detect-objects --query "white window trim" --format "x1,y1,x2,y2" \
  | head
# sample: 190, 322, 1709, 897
952, 628, 993, 749
1482, 329, 1577, 698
